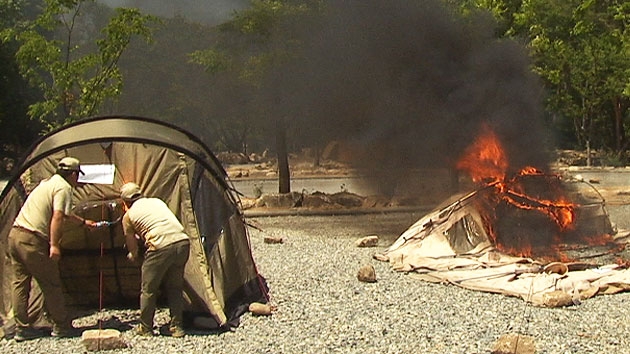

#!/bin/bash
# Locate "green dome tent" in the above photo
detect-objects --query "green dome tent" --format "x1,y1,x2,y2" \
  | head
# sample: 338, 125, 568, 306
0, 115, 268, 334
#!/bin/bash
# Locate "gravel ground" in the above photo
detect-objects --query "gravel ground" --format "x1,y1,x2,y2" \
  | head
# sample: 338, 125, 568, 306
2, 208, 630, 354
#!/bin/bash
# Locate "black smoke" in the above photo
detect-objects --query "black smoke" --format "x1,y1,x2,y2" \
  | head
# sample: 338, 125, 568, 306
261, 0, 553, 195
98, 0, 248, 25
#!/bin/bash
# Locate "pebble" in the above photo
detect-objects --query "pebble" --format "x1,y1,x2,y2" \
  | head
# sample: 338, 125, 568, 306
1, 211, 629, 353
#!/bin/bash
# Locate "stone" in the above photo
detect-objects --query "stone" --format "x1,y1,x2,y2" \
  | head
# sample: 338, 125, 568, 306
264, 236, 284, 244
249, 302, 272, 316
302, 193, 337, 208
542, 290, 573, 307
256, 192, 303, 208
491, 333, 535, 354
329, 191, 364, 207
357, 264, 377, 283
81, 329, 128, 351
355, 235, 379, 247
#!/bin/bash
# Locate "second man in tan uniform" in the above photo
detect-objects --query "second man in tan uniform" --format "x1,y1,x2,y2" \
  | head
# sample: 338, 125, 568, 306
120, 182, 190, 338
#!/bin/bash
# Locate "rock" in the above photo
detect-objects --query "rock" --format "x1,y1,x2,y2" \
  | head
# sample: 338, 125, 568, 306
264, 236, 284, 244
542, 290, 573, 307
362, 195, 390, 208
249, 302, 272, 316
240, 198, 257, 210
256, 192, 303, 208
355, 235, 379, 247
81, 329, 128, 351
357, 264, 377, 283
329, 191, 364, 207
302, 193, 336, 208
228, 170, 243, 178
491, 333, 535, 354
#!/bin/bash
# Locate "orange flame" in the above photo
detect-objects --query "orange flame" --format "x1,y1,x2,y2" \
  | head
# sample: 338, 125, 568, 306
456, 124, 508, 183
456, 124, 586, 259
502, 191, 575, 230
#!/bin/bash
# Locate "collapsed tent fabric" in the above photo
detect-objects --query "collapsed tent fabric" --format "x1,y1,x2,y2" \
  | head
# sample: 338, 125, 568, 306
0, 115, 268, 333
375, 174, 630, 307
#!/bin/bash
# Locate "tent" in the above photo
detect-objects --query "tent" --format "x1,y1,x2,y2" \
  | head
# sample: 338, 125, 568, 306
375, 173, 630, 307
0, 115, 268, 334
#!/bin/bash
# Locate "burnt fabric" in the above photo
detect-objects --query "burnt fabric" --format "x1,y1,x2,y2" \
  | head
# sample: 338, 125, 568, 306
376, 182, 630, 307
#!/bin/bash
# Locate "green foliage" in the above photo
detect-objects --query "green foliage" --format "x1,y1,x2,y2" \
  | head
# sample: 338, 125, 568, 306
189, 0, 316, 86
466, 0, 630, 155
188, 49, 231, 74
601, 151, 627, 167
0, 0, 43, 153
453, 0, 524, 36
1, 0, 157, 132
188, 0, 324, 192
187, 0, 322, 155
0, 0, 24, 28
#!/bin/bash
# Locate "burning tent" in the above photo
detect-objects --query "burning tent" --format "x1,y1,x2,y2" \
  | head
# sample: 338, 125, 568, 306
375, 126, 630, 307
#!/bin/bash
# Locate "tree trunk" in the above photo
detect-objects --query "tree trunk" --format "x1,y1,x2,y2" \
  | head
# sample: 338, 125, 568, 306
313, 144, 321, 167
276, 118, 290, 194
613, 96, 624, 152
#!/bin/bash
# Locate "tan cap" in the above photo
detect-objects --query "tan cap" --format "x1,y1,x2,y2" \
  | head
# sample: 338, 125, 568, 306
120, 182, 142, 201
58, 157, 84, 175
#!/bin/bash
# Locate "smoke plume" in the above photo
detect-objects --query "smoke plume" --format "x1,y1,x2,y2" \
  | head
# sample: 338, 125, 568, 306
264, 0, 552, 196
98, 0, 248, 25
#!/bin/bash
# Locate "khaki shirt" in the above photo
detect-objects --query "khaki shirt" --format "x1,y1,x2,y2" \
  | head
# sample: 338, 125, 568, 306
13, 174, 73, 239
122, 197, 189, 251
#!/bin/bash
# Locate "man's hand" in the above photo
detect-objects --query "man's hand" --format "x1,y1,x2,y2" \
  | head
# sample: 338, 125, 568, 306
84, 219, 98, 229
126, 251, 137, 262
50, 244, 61, 261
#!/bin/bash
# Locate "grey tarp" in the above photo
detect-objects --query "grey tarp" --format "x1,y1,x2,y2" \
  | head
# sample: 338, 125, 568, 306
375, 174, 630, 307
0, 115, 268, 334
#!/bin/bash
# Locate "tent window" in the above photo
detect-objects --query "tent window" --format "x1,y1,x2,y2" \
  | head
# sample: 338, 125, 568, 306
191, 165, 233, 253
78, 164, 116, 184
445, 214, 487, 254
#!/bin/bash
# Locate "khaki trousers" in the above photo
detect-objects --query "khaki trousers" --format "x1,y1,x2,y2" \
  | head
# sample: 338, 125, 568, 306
8, 227, 70, 329
140, 239, 190, 329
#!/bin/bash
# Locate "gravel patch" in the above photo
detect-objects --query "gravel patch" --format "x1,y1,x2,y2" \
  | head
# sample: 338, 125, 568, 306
2, 210, 630, 353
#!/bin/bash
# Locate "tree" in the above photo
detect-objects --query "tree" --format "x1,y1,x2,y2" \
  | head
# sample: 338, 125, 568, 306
469, 0, 630, 162
0, 0, 42, 169
190, 0, 321, 194
1, 0, 157, 132
110, 15, 267, 154
193, 0, 553, 196
521, 0, 630, 162
451, 0, 524, 37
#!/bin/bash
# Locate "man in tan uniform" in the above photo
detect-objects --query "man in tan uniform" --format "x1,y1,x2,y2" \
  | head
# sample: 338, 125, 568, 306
9, 157, 98, 341
120, 182, 190, 338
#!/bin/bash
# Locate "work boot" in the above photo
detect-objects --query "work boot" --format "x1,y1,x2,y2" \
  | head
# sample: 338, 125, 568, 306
14, 327, 44, 342
169, 326, 185, 338
132, 324, 154, 337
51, 324, 80, 338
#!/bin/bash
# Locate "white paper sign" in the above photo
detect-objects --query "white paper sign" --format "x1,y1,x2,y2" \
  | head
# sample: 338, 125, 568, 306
78, 164, 116, 184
